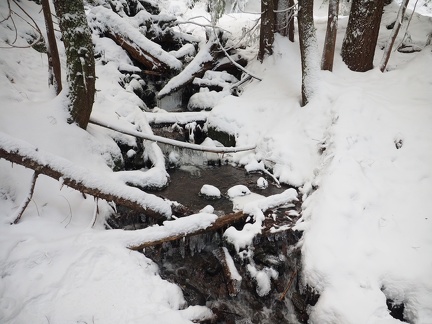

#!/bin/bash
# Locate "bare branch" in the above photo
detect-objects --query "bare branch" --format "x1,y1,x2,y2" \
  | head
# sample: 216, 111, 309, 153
12, 171, 39, 224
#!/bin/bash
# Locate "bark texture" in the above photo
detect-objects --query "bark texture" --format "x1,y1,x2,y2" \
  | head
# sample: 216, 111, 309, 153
298, 0, 319, 106
341, 0, 385, 72
41, 0, 62, 94
321, 0, 339, 71
53, 0, 96, 129
258, 0, 276, 62
275, 0, 295, 42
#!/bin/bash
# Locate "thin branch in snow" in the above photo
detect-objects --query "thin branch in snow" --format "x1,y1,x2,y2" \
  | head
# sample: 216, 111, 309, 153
60, 195, 73, 228
279, 269, 298, 301
0, 0, 12, 24
1, 0, 44, 49
12, 171, 39, 224
90, 198, 99, 228
176, 20, 232, 34
273, 2, 298, 13
380, 0, 410, 72
397, 0, 419, 50
212, 27, 262, 82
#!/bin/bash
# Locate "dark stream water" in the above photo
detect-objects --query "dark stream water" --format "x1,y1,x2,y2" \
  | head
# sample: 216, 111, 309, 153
155, 164, 287, 215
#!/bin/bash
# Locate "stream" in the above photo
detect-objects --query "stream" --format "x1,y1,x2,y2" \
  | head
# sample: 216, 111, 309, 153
108, 125, 317, 323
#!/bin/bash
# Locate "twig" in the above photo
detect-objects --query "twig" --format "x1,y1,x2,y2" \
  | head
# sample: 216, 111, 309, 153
380, 0, 410, 72
212, 26, 262, 82
279, 269, 298, 301
397, 0, 418, 50
12, 171, 39, 224
90, 197, 99, 228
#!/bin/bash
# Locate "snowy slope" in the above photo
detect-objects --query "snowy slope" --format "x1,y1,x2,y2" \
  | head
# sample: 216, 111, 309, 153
1, 0, 432, 323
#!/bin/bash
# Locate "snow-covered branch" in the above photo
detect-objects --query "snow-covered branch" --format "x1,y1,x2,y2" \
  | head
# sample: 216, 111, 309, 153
0, 132, 172, 220
89, 116, 256, 153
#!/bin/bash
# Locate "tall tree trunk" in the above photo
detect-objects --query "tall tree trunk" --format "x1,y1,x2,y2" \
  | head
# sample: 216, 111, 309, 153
380, 0, 410, 72
341, 0, 385, 72
53, 0, 95, 129
275, 0, 295, 42
298, 0, 319, 106
321, 0, 339, 71
258, 0, 276, 62
41, 0, 62, 94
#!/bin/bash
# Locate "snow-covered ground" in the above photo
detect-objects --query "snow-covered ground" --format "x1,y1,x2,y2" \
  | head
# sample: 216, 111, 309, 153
1, 0, 432, 323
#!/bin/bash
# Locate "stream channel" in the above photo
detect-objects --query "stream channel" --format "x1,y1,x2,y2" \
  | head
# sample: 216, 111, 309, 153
109, 125, 318, 323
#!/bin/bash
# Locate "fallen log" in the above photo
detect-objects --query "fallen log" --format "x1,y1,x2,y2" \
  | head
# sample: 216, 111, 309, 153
0, 132, 172, 220
128, 211, 245, 250
89, 116, 257, 153
157, 38, 218, 99
88, 6, 182, 73
213, 247, 242, 297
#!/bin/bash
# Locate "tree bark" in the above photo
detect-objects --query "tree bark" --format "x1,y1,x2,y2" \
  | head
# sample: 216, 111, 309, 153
258, 0, 276, 62
321, 0, 339, 71
380, 0, 410, 72
0, 133, 171, 220
53, 0, 96, 129
41, 0, 62, 94
275, 0, 295, 42
341, 0, 385, 72
298, 0, 319, 106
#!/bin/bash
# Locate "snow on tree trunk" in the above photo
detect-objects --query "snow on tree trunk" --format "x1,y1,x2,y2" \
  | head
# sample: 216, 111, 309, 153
321, 0, 339, 71
275, 0, 295, 42
53, 0, 96, 129
298, 0, 320, 106
380, 0, 410, 72
41, 0, 62, 95
258, 0, 276, 62
341, 0, 385, 72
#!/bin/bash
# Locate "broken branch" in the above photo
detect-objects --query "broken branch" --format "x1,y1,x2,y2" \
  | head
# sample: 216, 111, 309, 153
0, 132, 172, 220
12, 171, 39, 224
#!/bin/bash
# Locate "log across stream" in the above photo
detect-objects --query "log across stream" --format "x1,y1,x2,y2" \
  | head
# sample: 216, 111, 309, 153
108, 160, 317, 323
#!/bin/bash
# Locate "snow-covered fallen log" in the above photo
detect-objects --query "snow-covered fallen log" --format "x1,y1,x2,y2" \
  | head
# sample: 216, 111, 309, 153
88, 6, 182, 73
0, 132, 172, 219
157, 38, 217, 99
89, 116, 256, 153
127, 211, 245, 250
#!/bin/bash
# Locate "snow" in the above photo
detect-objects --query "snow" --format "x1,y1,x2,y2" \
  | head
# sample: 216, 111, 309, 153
88, 6, 182, 71
257, 177, 268, 189
1, 0, 432, 323
199, 184, 221, 198
227, 184, 251, 198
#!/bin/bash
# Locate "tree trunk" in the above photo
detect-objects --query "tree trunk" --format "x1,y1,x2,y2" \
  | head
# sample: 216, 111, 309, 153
380, 0, 410, 72
341, 0, 385, 72
258, 0, 276, 62
321, 0, 339, 71
298, 0, 319, 106
275, 0, 295, 42
41, 0, 62, 94
53, 0, 95, 129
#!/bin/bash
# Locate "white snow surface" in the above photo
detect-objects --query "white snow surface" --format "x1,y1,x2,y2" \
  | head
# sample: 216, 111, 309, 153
199, 184, 221, 198
1, 0, 432, 323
